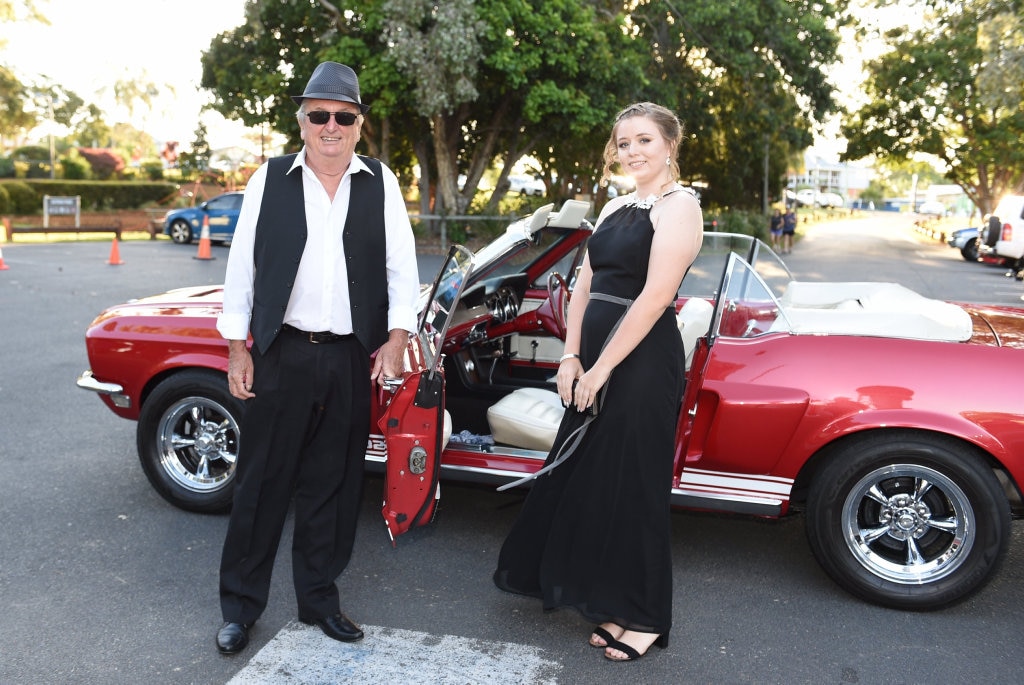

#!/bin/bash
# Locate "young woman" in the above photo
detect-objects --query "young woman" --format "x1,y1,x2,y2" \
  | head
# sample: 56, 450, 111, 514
493, 102, 703, 662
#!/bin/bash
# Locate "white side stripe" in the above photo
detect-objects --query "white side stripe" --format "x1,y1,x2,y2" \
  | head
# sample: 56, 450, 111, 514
679, 469, 794, 497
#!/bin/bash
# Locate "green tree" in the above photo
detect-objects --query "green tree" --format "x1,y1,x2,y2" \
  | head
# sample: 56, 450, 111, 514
475, 0, 648, 210
72, 104, 114, 149
200, 0, 847, 213
842, 0, 1024, 214
105, 71, 172, 132
0, 0, 47, 49
179, 121, 212, 179
0, 65, 33, 146
382, 0, 484, 214
628, 0, 847, 210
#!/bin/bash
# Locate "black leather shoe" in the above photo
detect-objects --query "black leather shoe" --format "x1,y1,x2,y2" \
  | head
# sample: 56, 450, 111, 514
216, 621, 250, 655
300, 612, 364, 642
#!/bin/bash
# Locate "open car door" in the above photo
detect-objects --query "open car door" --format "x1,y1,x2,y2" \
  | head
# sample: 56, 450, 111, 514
378, 245, 474, 544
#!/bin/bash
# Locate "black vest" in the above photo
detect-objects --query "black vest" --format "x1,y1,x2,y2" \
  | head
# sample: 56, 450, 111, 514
249, 153, 388, 355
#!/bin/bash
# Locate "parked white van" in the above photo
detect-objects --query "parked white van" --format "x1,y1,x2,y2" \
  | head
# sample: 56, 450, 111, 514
979, 195, 1024, 277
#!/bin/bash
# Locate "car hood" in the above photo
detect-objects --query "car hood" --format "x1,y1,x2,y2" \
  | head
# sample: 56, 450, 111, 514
90, 285, 225, 325
129, 285, 224, 305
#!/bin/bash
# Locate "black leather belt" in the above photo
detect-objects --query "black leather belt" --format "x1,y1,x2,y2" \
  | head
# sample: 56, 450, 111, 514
281, 324, 354, 344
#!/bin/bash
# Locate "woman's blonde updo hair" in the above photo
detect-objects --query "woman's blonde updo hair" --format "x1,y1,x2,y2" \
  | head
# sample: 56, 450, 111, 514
600, 102, 684, 187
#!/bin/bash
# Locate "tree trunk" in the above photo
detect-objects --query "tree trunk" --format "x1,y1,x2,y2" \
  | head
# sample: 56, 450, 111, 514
432, 113, 463, 215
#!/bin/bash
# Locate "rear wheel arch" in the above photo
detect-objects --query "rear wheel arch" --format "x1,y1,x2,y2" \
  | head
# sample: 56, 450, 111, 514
790, 427, 1016, 508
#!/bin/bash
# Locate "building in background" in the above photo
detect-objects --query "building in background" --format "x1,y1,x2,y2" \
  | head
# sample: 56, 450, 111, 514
788, 152, 872, 208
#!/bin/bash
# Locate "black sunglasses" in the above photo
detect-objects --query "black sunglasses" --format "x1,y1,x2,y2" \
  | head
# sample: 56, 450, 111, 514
304, 110, 360, 126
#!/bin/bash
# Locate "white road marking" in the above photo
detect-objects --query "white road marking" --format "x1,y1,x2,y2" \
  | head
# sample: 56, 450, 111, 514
226, 622, 562, 684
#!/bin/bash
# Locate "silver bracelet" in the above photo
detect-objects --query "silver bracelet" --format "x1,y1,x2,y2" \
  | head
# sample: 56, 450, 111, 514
559, 353, 581, 363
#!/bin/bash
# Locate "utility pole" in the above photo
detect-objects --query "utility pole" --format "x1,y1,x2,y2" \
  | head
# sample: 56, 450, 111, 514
48, 94, 56, 179
762, 134, 770, 215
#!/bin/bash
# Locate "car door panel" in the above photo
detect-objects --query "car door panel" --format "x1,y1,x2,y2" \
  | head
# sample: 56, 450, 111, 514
378, 370, 445, 544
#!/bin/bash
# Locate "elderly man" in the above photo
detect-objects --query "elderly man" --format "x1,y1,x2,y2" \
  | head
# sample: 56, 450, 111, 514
214, 61, 419, 655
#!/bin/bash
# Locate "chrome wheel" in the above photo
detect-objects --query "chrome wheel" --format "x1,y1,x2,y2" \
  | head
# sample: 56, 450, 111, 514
137, 370, 242, 513
156, 396, 239, 494
806, 431, 1009, 609
841, 464, 971, 585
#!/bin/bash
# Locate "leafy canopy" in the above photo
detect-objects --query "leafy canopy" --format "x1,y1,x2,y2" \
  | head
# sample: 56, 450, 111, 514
842, 0, 1024, 213
200, 0, 848, 212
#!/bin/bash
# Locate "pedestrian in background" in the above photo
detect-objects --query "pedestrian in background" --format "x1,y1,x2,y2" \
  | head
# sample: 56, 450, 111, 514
213, 61, 420, 656
769, 208, 783, 251
781, 206, 797, 254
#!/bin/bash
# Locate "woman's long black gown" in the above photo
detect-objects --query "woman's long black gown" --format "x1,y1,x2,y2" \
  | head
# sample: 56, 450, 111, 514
493, 198, 687, 636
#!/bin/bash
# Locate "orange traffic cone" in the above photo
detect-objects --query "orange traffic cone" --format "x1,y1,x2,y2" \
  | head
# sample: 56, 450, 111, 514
194, 215, 215, 261
0, 246, 9, 270
107, 236, 124, 265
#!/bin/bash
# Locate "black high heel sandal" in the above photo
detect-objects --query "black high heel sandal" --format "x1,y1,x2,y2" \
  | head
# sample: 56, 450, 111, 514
604, 632, 669, 662
589, 625, 620, 648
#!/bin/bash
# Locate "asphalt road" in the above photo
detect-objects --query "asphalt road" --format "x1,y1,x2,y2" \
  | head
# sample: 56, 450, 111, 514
1, 214, 1022, 685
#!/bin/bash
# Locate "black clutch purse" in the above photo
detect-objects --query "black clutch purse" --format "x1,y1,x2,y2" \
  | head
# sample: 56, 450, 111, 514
564, 379, 601, 417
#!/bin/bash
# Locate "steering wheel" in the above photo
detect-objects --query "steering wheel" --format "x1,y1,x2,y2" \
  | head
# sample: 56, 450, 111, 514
546, 271, 570, 338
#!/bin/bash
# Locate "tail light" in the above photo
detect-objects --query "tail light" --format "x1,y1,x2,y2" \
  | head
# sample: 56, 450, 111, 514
1002, 223, 1013, 241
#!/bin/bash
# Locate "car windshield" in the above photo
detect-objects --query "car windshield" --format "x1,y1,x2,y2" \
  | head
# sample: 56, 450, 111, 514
676, 233, 792, 340
470, 223, 586, 288
713, 253, 792, 339
679, 232, 792, 301
418, 245, 475, 371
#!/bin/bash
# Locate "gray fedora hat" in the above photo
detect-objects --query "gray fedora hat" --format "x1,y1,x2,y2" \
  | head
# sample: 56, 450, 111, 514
291, 61, 370, 113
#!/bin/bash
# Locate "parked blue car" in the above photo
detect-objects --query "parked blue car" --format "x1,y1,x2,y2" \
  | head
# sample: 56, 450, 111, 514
163, 192, 244, 245
946, 226, 980, 262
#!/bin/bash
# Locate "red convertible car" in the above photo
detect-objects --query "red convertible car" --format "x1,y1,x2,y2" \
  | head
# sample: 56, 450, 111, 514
78, 200, 1024, 611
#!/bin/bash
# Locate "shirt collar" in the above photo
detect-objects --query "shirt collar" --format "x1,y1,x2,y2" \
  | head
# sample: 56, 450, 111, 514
290, 149, 374, 178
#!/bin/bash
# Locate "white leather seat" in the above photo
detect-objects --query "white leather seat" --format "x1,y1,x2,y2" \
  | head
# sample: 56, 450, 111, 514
442, 410, 453, 448
677, 297, 713, 369
487, 387, 565, 451
486, 298, 716, 451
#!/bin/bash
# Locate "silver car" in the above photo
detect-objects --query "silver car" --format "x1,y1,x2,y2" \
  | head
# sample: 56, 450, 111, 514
947, 226, 980, 261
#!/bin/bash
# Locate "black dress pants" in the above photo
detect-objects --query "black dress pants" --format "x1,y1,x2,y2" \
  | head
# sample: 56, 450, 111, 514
219, 331, 370, 624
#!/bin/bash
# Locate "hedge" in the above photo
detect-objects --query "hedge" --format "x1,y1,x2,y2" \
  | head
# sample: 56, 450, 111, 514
0, 179, 178, 213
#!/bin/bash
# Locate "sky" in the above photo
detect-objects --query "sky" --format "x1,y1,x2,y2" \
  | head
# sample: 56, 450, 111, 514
4, 0, 251, 151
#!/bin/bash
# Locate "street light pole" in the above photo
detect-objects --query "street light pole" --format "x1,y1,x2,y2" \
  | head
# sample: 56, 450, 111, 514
763, 134, 770, 215
48, 94, 56, 179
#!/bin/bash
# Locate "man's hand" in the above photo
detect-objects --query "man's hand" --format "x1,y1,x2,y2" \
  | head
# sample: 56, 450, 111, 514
226, 340, 255, 400
371, 329, 409, 385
